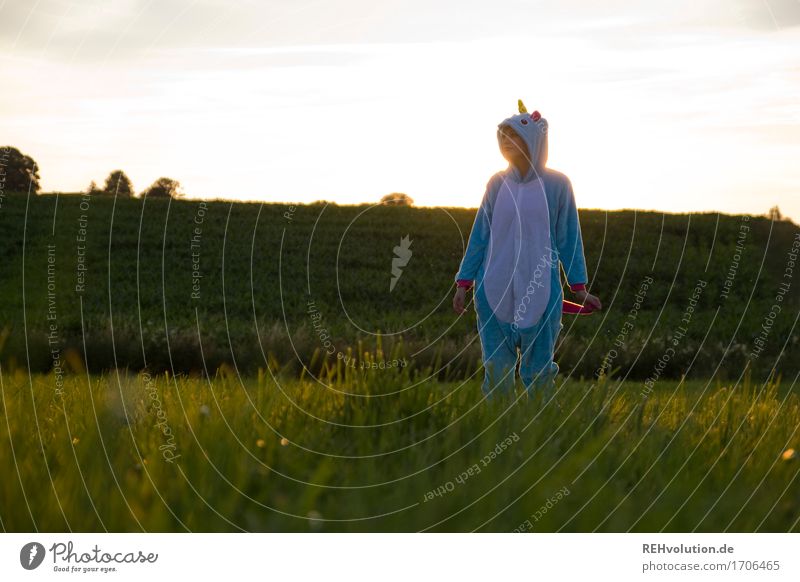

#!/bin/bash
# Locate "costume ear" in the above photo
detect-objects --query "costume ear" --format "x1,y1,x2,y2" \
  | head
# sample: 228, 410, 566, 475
518, 99, 527, 114
531, 111, 541, 122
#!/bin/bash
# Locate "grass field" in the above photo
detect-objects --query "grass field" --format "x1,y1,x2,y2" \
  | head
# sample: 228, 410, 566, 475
1, 368, 798, 532
1, 191, 798, 380
1, 191, 799, 532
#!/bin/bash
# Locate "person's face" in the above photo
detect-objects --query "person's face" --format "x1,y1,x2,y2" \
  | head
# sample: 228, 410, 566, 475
498, 125, 529, 165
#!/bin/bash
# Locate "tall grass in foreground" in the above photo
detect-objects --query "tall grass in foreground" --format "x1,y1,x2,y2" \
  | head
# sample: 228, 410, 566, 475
1, 365, 798, 532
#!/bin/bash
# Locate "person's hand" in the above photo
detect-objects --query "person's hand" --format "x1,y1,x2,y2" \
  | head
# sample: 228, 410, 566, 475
574, 289, 602, 311
453, 287, 468, 314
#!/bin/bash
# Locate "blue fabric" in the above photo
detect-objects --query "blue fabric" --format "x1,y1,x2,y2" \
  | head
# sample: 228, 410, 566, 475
474, 280, 563, 396
455, 112, 588, 397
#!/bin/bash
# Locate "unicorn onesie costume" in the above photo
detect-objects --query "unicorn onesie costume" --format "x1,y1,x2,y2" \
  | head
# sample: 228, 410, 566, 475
455, 102, 592, 396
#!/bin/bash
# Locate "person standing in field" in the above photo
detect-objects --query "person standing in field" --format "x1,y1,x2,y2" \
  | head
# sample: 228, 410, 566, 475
453, 100, 602, 398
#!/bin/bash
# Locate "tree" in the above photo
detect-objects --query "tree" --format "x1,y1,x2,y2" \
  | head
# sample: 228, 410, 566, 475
141, 177, 183, 199
1, 146, 41, 193
380, 192, 414, 206
102, 170, 134, 197
85, 180, 102, 195
767, 205, 783, 221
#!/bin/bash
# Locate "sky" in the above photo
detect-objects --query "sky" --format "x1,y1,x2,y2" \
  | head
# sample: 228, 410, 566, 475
2, 0, 799, 220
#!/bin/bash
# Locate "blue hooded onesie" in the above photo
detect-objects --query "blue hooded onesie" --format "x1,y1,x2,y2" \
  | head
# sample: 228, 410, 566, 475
454, 104, 589, 397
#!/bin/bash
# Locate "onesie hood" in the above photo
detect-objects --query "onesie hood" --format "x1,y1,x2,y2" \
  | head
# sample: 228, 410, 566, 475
497, 100, 549, 179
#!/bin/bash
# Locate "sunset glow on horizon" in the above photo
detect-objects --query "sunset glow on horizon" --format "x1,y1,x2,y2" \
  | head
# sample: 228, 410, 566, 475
2, 0, 798, 220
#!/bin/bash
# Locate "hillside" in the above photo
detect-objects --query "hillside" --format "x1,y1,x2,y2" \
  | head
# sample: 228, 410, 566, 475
0, 191, 798, 380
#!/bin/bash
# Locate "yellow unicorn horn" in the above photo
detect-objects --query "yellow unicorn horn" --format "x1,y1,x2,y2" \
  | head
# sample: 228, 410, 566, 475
518, 99, 527, 114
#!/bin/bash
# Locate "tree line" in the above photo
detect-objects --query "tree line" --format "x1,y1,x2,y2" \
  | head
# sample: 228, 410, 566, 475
1, 146, 183, 199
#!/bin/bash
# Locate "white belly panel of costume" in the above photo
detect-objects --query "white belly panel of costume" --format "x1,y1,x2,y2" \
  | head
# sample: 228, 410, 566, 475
483, 177, 552, 328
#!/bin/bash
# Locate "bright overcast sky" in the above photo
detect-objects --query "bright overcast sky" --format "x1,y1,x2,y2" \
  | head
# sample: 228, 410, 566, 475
2, 0, 799, 220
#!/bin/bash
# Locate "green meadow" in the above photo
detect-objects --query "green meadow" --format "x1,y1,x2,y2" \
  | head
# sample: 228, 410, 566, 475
1, 191, 799, 531
1, 370, 798, 532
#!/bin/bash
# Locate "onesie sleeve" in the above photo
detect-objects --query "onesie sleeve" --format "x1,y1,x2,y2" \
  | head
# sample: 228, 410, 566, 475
454, 177, 497, 285
556, 177, 589, 289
